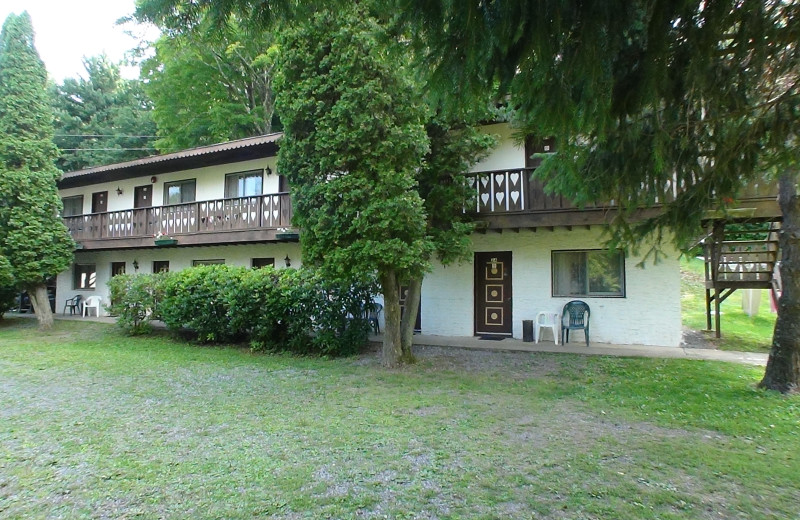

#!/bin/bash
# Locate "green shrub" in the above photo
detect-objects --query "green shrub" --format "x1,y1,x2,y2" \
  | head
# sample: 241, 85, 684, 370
160, 265, 247, 343
107, 264, 374, 356
107, 273, 166, 335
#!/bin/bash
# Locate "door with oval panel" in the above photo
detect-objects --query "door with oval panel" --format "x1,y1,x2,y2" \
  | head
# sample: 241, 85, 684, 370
474, 251, 512, 336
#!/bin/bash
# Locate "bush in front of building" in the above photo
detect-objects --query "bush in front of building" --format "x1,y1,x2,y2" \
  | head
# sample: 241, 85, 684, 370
160, 264, 246, 343
107, 272, 166, 335
108, 265, 374, 356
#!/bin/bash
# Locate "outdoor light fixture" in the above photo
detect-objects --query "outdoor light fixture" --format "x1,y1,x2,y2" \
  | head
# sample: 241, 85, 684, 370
284, 255, 291, 267
266, 166, 272, 176
116, 186, 123, 196
133, 260, 139, 271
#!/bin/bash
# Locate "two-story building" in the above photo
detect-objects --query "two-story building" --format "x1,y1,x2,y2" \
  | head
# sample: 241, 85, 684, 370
57, 122, 779, 348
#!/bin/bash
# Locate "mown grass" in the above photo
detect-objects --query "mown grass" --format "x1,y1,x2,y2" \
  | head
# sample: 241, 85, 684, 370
1, 318, 798, 519
681, 257, 776, 352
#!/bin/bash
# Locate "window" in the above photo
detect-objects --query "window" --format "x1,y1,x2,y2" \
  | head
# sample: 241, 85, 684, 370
111, 262, 126, 277
251, 257, 275, 269
153, 261, 170, 273
73, 264, 96, 290
62, 195, 83, 217
192, 259, 225, 266
225, 170, 263, 198
164, 179, 196, 205
552, 250, 625, 297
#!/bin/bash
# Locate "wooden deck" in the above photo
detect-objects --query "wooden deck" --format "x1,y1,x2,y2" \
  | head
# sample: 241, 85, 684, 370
467, 168, 781, 229
64, 193, 293, 250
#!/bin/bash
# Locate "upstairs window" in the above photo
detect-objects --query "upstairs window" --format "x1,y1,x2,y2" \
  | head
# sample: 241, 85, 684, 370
225, 170, 263, 198
62, 195, 84, 217
552, 250, 625, 297
164, 179, 196, 205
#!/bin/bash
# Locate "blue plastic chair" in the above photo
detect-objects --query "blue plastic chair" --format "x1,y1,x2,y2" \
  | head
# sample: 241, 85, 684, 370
561, 300, 590, 346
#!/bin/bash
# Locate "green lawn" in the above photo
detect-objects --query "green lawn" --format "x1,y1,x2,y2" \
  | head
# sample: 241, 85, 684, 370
1, 318, 798, 519
681, 257, 776, 352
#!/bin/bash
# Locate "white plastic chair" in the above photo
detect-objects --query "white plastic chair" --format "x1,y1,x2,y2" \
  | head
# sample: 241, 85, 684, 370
82, 295, 103, 317
535, 311, 560, 344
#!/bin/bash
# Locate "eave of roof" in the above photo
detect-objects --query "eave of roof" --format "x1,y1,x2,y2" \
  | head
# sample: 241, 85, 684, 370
58, 133, 283, 189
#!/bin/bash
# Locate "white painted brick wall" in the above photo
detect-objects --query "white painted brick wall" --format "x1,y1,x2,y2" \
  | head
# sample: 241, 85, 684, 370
420, 229, 682, 347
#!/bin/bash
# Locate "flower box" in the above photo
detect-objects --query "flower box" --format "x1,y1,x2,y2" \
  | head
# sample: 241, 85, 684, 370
275, 232, 300, 241
154, 238, 178, 246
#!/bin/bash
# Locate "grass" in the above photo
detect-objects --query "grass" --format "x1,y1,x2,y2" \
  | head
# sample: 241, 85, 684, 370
681, 256, 776, 352
1, 318, 798, 519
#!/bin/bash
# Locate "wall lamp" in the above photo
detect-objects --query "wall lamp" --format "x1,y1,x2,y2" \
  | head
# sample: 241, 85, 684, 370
116, 186, 124, 196
132, 260, 139, 271
266, 166, 272, 176
284, 255, 291, 268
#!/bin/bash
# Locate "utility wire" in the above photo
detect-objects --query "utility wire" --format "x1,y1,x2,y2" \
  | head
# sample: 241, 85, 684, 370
54, 134, 159, 138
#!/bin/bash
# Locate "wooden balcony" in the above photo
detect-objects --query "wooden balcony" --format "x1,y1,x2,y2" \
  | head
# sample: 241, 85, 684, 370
64, 193, 293, 251
467, 168, 781, 230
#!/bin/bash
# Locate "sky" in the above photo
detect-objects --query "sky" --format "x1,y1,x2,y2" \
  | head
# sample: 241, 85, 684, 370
0, 0, 158, 81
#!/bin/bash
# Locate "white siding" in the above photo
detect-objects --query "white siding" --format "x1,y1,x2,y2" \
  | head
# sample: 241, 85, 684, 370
59, 157, 280, 213
55, 242, 301, 315
420, 229, 682, 347
471, 123, 526, 172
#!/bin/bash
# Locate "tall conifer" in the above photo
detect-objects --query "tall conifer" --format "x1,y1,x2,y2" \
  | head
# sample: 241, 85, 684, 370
0, 12, 74, 328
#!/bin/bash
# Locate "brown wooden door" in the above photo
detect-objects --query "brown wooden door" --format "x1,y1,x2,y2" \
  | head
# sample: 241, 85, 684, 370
91, 191, 108, 213
134, 185, 152, 208
399, 285, 422, 332
474, 251, 512, 336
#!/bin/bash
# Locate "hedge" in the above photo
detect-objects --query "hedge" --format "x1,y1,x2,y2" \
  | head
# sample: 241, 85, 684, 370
108, 266, 374, 356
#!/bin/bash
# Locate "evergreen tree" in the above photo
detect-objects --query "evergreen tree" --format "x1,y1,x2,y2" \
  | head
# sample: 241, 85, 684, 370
276, 8, 432, 366
394, 0, 800, 392
52, 55, 156, 171
0, 12, 75, 328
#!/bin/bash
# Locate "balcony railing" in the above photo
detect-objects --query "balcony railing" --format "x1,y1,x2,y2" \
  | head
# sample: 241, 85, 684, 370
467, 168, 779, 216
64, 193, 292, 242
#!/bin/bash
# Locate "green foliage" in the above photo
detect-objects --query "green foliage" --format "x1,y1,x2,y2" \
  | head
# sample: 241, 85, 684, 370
420, 118, 496, 265
52, 55, 156, 171
110, 265, 372, 355
0, 255, 16, 316
397, 1, 799, 251
107, 273, 166, 335
0, 12, 74, 292
160, 265, 245, 342
276, 7, 432, 283
138, 13, 280, 152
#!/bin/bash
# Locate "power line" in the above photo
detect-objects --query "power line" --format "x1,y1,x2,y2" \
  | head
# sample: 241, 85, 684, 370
60, 148, 157, 151
54, 134, 159, 138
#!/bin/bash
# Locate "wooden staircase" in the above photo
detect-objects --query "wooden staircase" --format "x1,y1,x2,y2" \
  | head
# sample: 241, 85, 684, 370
702, 218, 781, 337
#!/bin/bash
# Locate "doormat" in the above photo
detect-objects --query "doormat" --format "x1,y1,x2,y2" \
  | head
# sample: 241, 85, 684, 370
478, 335, 507, 341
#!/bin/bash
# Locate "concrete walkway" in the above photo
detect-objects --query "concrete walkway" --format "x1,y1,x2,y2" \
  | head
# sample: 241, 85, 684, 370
7, 312, 768, 366
405, 334, 769, 366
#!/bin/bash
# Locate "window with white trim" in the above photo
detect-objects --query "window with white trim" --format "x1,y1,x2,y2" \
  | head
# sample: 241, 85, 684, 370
552, 250, 625, 297
225, 170, 263, 198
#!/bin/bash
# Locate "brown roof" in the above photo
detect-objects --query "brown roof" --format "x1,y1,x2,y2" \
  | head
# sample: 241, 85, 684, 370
59, 133, 282, 189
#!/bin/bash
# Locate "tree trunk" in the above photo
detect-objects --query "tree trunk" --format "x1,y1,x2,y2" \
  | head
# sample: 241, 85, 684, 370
400, 277, 422, 362
27, 283, 54, 330
379, 269, 404, 367
759, 172, 800, 393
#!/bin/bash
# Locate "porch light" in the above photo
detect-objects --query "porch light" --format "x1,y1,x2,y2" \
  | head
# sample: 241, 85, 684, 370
116, 186, 123, 196
133, 260, 139, 271
284, 255, 291, 267
266, 166, 272, 176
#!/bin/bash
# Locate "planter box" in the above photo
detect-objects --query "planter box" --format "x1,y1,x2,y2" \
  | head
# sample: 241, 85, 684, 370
275, 232, 300, 242
154, 238, 178, 246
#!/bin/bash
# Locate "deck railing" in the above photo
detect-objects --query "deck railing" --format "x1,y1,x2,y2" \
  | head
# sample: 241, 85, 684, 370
466, 168, 779, 216
63, 192, 292, 241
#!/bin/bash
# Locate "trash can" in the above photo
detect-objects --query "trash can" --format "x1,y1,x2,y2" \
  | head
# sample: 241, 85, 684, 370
522, 320, 534, 342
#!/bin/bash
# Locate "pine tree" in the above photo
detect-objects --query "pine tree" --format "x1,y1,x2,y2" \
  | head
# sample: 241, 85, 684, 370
0, 12, 75, 328
276, 8, 432, 366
